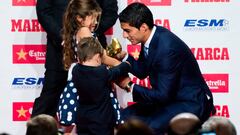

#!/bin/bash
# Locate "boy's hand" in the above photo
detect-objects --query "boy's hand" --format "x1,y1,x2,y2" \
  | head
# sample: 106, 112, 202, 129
115, 51, 127, 61
116, 76, 131, 92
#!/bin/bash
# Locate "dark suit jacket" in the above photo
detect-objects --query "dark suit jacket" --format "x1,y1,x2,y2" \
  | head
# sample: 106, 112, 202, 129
123, 26, 215, 133
72, 62, 130, 134
36, 0, 118, 71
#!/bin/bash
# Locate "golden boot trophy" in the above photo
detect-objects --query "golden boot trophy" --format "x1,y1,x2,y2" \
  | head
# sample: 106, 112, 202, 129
106, 38, 122, 57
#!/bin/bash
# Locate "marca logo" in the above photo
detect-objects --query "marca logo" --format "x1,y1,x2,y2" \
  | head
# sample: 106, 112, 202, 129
184, 19, 229, 31
155, 19, 171, 30
203, 74, 228, 93
13, 44, 46, 64
184, 0, 230, 3
105, 27, 113, 35
13, 102, 33, 121
128, 0, 171, 6
213, 105, 230, 118
12, 77, 44, 89
191, 47, 229, 60
11, 19, 45, 32
12, 0, 36, 6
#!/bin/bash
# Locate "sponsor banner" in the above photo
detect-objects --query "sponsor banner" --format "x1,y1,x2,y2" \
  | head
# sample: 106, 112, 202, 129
12, 77, 44, 89
12, 0, 36, 6
128, 0, 171, 6
214, 105, 230, 118
191, 47, 229, 60
184, 19, 229, 32
155, 19, 171, 30
12, 102, 33, 121
203, 74, 229, 93
11, 19, 44, 32
12, 44, 46, 64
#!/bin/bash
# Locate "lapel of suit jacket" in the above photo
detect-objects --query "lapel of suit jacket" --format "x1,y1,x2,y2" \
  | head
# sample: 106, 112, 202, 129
146, 26, 160, 67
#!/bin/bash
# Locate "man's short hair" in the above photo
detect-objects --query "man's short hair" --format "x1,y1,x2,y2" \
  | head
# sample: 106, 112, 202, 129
119, 2, 154, 29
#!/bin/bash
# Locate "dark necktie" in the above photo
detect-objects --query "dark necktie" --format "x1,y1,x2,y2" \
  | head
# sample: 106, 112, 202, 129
144, 46, 149, 58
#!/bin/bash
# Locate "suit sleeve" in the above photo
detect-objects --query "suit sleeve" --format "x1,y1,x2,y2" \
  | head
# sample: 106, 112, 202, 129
36, 0, 62, 46
95, 0, 118, 34
132, 49, 184, 104
107, 62, 131, 81
127, 53, 149, 79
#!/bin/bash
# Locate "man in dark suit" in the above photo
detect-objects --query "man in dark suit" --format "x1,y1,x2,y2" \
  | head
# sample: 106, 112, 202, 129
31, 0, 118, 118
118, 2, 215, 134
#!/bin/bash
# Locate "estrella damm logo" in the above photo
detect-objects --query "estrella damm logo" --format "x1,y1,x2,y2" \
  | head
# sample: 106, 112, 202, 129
12, 44, 46, 64
13, 102, 33, 121
203, 74, 229, 93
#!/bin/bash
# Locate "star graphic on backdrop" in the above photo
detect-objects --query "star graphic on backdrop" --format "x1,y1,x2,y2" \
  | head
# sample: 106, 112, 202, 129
16, 106, 28, 118
16, 48, 27, 60
131, 48, 140, 59
17, 0, 26, 3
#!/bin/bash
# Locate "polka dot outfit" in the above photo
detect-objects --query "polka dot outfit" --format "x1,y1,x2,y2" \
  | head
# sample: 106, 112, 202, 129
58, 80, 79, 125
110, 92, 124, 125
57, 63, 123, 126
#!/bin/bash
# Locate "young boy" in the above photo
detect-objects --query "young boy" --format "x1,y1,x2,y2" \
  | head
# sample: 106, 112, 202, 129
72, 37, 131, 135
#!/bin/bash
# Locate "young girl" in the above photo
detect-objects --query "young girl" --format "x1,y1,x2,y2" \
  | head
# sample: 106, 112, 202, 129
62, 0, 120, 70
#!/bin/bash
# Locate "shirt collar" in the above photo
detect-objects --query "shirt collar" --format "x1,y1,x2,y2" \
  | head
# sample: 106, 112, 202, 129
143, 26, 156, 48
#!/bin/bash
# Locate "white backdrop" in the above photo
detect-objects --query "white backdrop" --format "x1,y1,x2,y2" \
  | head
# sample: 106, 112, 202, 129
1, 0, 240, 134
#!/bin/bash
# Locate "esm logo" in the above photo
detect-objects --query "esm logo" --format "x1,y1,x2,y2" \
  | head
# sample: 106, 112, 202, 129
184, 19, 229, 31
12, 77, 44, 89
